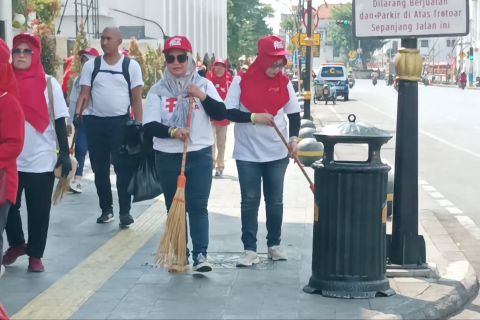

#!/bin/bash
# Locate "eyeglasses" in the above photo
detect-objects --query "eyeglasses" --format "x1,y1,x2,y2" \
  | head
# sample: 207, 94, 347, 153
165, 53, 188, 64
269, 62, 285, 70
12, 48, 33, 56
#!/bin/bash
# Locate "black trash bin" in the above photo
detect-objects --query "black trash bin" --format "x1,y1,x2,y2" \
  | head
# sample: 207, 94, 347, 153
304, 114, 395, 298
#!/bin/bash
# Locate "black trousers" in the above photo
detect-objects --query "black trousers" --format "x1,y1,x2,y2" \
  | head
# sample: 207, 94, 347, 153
6, 172, 55, 258
0, 202, 12, 266
84, 115, 133, 215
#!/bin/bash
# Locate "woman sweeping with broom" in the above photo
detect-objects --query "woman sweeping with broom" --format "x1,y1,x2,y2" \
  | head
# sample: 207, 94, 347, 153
225, 35, 301, 267
143, 36, 226, 272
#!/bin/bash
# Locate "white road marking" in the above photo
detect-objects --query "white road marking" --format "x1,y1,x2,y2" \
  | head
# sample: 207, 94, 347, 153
419, 179, 429, 185
455, 216, 480, 240
423, 185, 436, 191
446, 207, 463, 215
437, 199, 454, 207
430, 191, 444, 199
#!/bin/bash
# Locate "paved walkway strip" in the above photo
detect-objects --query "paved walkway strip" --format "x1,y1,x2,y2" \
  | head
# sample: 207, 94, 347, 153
12, 201, 166, 320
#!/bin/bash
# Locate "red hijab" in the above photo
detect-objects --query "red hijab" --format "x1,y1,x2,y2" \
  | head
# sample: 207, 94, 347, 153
207, 60, 232, 100
13, 33, 49, 133
0, 39, 18, 97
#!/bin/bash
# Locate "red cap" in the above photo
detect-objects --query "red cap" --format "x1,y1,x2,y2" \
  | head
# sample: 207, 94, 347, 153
258, 35, 290, 56
213, 59, 227, 67
78, 47, 100, 57
0, 39, 10, 63
163, 36, 192, 53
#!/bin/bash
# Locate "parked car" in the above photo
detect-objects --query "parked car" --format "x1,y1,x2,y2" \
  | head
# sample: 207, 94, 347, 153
316, 64, 350, 101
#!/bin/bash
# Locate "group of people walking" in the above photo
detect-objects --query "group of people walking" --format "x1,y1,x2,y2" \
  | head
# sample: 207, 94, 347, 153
0, 28, 300, 275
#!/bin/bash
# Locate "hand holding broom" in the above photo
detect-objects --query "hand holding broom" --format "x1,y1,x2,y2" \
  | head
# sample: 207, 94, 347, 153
156, 97, 195, 273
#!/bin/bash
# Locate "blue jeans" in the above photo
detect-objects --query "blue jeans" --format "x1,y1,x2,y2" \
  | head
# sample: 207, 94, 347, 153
74, 124, 88, 176
155, 147, 213, 265
236, 157, 289, 251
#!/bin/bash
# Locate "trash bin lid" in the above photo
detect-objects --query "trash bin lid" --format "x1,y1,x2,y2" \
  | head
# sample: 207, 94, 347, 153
314, 114, 392, 143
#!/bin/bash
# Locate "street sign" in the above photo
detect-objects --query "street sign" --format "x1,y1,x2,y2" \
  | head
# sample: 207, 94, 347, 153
301, 46, 320, 57
348, 51, 358, 61
303, 8, 320, 31
353, 0, 469, 39
459, 51, 467, 60
291, 33, 321, 47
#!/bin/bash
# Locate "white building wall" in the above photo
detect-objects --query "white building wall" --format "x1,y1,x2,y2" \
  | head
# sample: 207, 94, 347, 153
55, 0, 227, 59
0, 0, 13, 45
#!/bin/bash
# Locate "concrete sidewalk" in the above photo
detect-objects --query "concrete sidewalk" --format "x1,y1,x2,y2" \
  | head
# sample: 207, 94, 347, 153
1, 122, 478, 319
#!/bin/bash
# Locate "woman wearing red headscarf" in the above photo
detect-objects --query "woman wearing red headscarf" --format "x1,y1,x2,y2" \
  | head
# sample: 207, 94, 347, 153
0, 39, 25, 279
225, 35, 301, 267
2, 33, 71, 273
207, 59, 232, 176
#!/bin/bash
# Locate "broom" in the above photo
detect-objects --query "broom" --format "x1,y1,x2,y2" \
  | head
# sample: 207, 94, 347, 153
270, 120, 315, 194
52, 127, 78, 205
155, 98, 194, 273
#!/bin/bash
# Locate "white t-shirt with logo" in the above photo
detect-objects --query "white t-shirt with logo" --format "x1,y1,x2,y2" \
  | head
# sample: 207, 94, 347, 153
225, 76, 301, 162
17, 76, 70, 173
79, 56, 144, 117
143, 81, 223, 153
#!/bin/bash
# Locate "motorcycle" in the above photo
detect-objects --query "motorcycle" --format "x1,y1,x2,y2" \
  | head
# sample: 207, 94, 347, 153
321, 83, 337, 105
459, 81, 467, 90
348, 76, 355, 89
372, 78, 378, 86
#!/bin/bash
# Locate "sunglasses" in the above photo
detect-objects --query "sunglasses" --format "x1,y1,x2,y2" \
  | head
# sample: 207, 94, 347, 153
12, 48, 34, 56
165, 53, 188, 64
269, 62, 286, 70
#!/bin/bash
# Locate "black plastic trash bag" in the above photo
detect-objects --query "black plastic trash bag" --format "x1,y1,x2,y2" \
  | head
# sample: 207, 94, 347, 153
127, 152, 162, 202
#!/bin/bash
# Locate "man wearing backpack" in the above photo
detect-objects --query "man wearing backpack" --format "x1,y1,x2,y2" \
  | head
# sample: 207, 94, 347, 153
75, 27, 144, 227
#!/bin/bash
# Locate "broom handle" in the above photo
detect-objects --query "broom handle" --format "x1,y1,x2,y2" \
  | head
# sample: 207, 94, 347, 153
180, 98, 195, 176
69, 127, 79, 155
270, 121, 315, 194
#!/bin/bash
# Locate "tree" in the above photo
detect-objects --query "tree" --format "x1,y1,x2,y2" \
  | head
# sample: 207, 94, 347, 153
227, 0, 274, 63
328, 4, 384, 69
128, 37, 146, 77
143, 45, 164, 98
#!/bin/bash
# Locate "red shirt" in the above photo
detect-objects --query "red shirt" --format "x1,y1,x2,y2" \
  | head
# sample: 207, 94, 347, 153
0, 92, 25, 204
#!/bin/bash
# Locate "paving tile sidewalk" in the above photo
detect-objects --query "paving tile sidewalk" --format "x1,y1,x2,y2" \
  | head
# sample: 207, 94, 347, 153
1, 117, 477, 319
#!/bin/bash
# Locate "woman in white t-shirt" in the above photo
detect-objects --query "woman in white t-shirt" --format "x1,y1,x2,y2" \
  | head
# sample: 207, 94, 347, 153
225, 35, 301, 267
2, 33, 71, 273
143, 36, 226, 272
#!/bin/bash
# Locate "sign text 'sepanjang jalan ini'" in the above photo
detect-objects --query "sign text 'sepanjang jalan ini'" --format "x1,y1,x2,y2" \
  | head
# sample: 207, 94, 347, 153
353, 0, 469, 38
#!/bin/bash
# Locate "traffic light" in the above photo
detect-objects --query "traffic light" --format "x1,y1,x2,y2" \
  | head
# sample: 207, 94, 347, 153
335, 20, 351, 27
469, 47, 474, 61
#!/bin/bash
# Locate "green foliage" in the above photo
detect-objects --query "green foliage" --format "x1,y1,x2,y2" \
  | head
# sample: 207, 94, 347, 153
142, 46, 164, 98
67, 25, 89, 94
128, 38, 146, 76
227, 0, 274, 63
40, 35, 60, 75
31, 0, 61, 29
328, 4, 384, 68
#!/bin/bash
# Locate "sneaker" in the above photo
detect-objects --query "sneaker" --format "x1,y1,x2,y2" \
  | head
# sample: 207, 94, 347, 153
69, 179, 83, 193
2, 244, 27, 266
193, 253, 212, 272
96, 211, 114, 224
0, 265, 4, 279
236, 250, 260, 267
268, 246, 288, 261
119, 214, 134, 228
28, 257, 45, 272
214, 169, 223, 177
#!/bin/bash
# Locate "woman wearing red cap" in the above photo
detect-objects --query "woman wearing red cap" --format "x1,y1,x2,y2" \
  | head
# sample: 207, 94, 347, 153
225, 35, 301, 267
207, 59, 232, 177
68, 47, 100, 193
144, 36, 226, 272
0, 39, 25, 279
2, 33, 71, 273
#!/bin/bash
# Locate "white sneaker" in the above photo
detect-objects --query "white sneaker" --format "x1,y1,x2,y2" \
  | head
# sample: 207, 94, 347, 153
268, 246, 288, 261
70, 178, 82, 193
236, 250, 260, 267
0, 265, 5, 279
193, 253, 212, 272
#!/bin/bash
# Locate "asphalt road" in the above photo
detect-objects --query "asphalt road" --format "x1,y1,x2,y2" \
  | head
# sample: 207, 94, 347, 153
311, 79, 480, 318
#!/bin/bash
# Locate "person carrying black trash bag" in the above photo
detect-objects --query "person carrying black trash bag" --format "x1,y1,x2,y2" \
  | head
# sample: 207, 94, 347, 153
75, 27, 144, 228
143, 36, 226, 272
225, 35, 301, 267
3, 33, 71, 273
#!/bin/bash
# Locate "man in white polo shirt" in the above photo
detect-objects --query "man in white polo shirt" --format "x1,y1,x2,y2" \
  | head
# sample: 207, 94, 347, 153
75, 27, 143, 227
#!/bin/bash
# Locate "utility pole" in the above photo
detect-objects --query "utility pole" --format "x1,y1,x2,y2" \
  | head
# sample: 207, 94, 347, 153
303, 0, 313, 120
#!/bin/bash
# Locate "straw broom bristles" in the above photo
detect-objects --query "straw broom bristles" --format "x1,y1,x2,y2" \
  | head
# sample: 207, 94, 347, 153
155, 98, 194, 273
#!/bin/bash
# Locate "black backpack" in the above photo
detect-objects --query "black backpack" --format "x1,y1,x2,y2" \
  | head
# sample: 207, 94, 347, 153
90, 56, 132, 103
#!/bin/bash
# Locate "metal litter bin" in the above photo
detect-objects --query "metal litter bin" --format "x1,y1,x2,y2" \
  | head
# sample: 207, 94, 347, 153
304, 114, 395, 298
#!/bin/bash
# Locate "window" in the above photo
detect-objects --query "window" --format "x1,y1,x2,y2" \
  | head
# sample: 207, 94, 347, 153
119, 26, 146, 39
446, 39, 456, 47
320, 66, 344, 77
420, 40, 429, 48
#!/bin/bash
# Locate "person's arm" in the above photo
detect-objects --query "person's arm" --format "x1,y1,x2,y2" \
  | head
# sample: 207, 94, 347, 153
54, 117, 72, 177
187, 83, 226, 121
0, 96, 25, 164
143, 122, 169, 138
131, 85, 143, 122
226, 109, 251, 123
287, 112, 301, 138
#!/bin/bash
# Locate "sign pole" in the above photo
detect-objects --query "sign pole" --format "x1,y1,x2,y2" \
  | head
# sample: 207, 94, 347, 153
303, 0, 312, 120
390, 38, 426, 266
